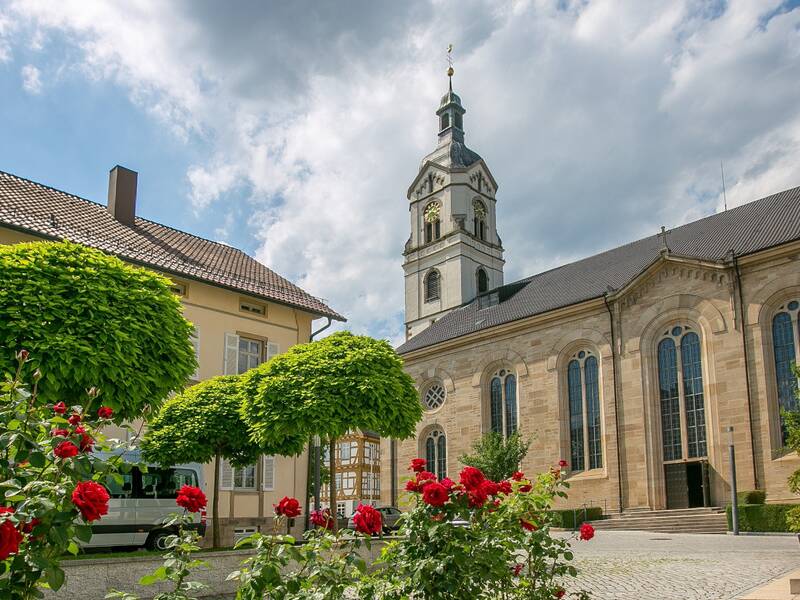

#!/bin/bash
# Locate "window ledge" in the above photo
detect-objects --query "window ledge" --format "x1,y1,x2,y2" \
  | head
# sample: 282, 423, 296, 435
771, 450, 800, 462
565, 468, 607, 482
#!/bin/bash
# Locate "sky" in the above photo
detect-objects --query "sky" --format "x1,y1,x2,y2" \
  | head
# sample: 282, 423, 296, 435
1, 0, 799, 345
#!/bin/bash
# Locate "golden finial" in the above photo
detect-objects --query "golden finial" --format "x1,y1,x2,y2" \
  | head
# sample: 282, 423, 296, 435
447, 44, 454, 90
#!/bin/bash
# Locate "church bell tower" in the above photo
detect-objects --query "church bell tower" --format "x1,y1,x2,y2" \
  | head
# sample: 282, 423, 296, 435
403, 62, 505, 340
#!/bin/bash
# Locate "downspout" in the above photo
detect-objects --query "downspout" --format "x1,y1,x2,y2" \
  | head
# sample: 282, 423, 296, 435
390, 439, 397, 508
310, 317, 333, 341
733, 254, 760, 490
604, 293, 625, 514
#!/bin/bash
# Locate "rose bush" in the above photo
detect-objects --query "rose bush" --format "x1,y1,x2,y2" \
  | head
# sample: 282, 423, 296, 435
0, 351, 131, 599
367, 460, 592, 599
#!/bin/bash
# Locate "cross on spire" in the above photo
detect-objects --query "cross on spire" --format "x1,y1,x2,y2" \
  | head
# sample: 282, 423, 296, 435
447, 44, 454, 91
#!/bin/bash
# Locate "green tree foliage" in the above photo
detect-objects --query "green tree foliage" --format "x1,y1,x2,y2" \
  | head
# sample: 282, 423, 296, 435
142, 375, 261, 548
460, 432, 531, 482
0, 241, 196, 420
241, 331, 422, 528
784, 365, 800, 532
241, 331, 422, 454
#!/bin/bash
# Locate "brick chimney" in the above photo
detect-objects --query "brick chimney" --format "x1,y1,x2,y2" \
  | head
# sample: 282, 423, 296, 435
107, 165, 137, 226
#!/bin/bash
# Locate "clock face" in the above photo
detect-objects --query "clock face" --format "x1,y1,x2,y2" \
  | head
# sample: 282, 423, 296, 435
473, 199, 486, 218
424, 202, 440, 223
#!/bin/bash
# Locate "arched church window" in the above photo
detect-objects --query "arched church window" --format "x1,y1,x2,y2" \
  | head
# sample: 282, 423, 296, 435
477, 268, 489, 294
657, 325, 707, 461
425, 429, 447, 479
772, 300, 799, 443
473, 199, 487, 241
489, 369, 517, 439
424, 202, 441, 243
422, 381, 446, 411
566, 350, 602, 472
424, 270, 440, 302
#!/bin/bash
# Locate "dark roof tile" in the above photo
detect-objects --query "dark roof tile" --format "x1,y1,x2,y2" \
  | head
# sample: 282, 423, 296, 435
0, 170, 344, 321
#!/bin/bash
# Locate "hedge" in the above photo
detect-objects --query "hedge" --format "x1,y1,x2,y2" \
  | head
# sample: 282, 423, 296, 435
726, 503, 796, 532
737, 490, 766, 505
552, 507, 603, 529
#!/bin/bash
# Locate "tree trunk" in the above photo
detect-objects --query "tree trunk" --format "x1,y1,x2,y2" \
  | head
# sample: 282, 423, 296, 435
213, 452, 221, 548
329, 437, 337, 532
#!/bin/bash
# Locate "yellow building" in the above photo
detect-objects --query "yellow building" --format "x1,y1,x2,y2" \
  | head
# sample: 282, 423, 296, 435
0, 165, 344, 542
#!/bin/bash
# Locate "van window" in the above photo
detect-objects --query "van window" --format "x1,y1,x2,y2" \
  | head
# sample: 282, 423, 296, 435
106, 473, 134, 499
137, 467, 198, 500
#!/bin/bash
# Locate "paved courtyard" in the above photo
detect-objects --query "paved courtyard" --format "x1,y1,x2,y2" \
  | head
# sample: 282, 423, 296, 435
560, 530, 800, 600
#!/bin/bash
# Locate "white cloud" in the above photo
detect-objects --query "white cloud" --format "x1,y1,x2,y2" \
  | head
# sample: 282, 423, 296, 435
4, 0, 800, 342
20, 64, 42, 94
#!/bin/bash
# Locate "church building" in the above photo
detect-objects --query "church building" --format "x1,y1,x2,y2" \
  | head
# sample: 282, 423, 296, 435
382, 73, 800, 514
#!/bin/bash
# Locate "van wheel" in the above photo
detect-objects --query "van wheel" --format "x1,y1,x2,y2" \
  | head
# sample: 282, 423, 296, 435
145, 530, 172, 551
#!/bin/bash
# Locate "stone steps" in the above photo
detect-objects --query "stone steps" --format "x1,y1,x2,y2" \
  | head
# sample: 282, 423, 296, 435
590, 507, 728, 534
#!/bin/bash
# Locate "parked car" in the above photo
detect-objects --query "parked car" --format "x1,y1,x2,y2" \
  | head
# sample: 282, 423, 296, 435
346, 506, 403, 533
85, 451, 206, 550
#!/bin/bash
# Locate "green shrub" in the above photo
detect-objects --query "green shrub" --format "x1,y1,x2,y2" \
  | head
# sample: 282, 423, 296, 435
0, 241, 196, 419
726, 503, 796, 532
552, 507, 603, 529
737, 490, 766, 505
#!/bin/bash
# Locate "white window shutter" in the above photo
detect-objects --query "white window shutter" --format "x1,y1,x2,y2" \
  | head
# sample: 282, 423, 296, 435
220, 459, 233, 490
266, 342, 279, 362
224, 333, 239, 375
262, 455, 275, 491
191, 329, 200, 380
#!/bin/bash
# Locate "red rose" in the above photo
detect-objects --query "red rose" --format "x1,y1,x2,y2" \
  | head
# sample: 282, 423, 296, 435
310, 508, 334, 530
74, 427, 94, 452
51, 428, 70, 438
410, 458, 427, 473
72, 481, 110, 522
559, 459, 568, 468
498, 481, 512, 495
422, 482, 449, 507
53, 402, 67, 414
512, 563, 523, 577
521, 519, 537, 531
97, 406, 113, 419
176, 485, 207, 513
440, 477, 454, 489
511, 471, 524, 481
405, 479, 419, 492
579, 522, 595, 541
68, 413, 82, 426
519, 483, 532, 493
352, 503, 382, 535
0, 507, 23, 560
459, 466, 485, 491
467, 486, 488, 508
275, 496, 301, 519
555, 588, 566, 598
22, 518, 41, 535
54, 441, 79, 459
480, 480, 499, 497
416, 471, 437, 490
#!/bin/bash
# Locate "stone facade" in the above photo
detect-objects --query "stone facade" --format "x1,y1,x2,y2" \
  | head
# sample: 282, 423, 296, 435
383, 244, 800, 512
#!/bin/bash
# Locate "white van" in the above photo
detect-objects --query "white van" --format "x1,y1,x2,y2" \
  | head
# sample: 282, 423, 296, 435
87, 451, 207, 550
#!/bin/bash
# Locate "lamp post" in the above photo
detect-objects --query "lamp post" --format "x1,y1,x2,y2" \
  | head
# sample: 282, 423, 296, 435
727, 426, 739, 536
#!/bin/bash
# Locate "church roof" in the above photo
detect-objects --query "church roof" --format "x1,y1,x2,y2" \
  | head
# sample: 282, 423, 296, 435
397, 185, 800, 354
420, 139, 483, 170
0, 170, 345, 321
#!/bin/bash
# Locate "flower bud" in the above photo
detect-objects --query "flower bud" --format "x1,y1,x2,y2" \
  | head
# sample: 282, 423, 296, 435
86, 387, 100, 399
32, 369, 42, 381
16, 349, 29, 362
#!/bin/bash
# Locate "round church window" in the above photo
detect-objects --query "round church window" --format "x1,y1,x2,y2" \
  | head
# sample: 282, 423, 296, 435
671, 326, 683, 337
789, 300, 799, 311
423, 383, 446, 411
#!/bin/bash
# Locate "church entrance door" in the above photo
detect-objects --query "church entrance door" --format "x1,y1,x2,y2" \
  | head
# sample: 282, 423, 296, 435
664, 460, 709, 509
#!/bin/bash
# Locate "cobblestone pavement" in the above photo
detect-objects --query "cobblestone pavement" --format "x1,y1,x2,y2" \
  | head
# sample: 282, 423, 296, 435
559, 530, 800, 600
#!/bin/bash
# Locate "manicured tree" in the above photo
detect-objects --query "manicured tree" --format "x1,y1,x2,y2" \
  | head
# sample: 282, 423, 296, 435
0, 241, 196, 420
460, 431, 531, 482
142, 375, 263, 548
241, 331, 422, 530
